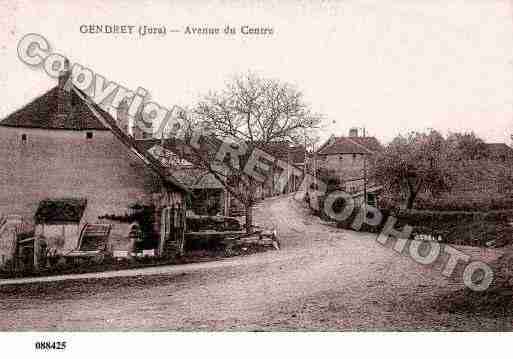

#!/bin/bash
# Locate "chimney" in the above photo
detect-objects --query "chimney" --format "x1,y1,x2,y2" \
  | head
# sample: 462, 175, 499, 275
132, 111, 152, 139
57, 58, 72, 119
349, 128, 359, 137
116, 97, 131, 134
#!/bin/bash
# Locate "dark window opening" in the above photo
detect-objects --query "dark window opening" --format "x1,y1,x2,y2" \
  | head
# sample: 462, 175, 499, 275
367, 193, 377, 207
21, 134, 27, 142
86, 132, 93, 139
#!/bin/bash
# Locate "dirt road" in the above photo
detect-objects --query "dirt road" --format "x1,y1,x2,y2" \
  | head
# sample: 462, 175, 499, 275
0, 194, 511, 330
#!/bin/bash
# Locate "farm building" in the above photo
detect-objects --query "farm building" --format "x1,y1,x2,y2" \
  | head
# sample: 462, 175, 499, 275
0, 62, 190, 269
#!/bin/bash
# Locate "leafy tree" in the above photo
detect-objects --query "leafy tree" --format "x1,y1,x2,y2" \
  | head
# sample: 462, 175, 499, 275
446, 132, 489, 160
371, 130, 454, 209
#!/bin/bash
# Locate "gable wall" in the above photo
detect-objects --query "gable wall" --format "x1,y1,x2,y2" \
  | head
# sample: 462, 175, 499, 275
0, 126, 161, 225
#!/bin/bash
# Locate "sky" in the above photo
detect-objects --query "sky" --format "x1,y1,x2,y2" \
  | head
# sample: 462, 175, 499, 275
1, 0, 513, 145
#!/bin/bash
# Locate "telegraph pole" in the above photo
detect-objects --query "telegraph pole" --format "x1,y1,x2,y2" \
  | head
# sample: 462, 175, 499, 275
313, 142, 317, 190
304, 129, 307, 178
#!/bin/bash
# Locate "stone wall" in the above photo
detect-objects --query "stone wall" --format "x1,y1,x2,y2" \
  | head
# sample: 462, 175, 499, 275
317, 153, 366, 182
0, 127, 161, 225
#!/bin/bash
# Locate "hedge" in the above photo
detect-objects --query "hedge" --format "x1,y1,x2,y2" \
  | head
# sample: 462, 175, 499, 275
310, 191, 513, 247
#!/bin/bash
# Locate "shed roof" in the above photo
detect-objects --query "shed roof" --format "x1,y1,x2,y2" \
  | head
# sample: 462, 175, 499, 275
35, 198, 87, 224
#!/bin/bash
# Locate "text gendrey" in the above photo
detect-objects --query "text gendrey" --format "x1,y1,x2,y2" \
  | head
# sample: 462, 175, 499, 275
79, 24, 167, 36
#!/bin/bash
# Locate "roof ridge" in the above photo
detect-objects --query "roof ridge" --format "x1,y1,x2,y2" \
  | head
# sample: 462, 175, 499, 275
0, 85, 108, 130
344, 136, 375, 154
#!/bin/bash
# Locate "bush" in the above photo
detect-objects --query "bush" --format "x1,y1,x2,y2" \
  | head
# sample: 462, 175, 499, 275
312, 189, 513, 247
379, 191, 513, 212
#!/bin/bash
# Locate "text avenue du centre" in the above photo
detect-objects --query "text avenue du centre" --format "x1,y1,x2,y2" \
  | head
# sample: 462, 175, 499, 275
79, 24, 275, 36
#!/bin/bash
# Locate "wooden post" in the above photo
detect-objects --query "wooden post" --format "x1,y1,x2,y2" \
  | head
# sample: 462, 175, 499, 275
33, 236, 40, 272
11, 230, 18, 272
178, 204, 185, 256
223, 167, 230, 217
157, 207, 166, 257
287, 150, 291, 194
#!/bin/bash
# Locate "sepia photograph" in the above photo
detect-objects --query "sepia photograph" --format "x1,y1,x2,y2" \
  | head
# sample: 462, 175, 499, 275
0, 0, 512, 356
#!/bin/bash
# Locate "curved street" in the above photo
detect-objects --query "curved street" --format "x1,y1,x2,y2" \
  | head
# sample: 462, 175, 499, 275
0, 194, 510, 330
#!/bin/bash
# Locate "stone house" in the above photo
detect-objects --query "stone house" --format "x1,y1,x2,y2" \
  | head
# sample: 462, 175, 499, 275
0, 65, 189, 264
314, 128, 383, 194
256, 142, 307, 197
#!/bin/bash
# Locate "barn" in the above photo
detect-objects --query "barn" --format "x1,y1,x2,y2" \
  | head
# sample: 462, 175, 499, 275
0, 64, 190, 268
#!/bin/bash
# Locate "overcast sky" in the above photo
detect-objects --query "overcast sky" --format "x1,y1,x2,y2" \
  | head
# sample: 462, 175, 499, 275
1, 0, 512, 145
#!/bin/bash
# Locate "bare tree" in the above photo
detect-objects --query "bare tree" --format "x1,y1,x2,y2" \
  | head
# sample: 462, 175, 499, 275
175, 73, 321, 233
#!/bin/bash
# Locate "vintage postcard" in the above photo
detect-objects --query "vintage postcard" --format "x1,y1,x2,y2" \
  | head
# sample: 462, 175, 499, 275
0, 0, 512, 356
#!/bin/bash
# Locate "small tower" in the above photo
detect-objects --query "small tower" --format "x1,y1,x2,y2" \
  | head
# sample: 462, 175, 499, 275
132, 111, 153, 139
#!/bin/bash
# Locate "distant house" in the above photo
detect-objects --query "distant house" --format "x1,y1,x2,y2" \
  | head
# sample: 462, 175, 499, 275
137, 138, 307, 217
315, 128, 383, 195
139, 138, 229, 216
255, 141, 307, 197
0, 61, 189, 260
257, 142, 308, 169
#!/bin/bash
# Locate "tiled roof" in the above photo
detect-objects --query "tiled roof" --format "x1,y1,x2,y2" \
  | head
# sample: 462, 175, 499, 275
35, 198, 87, 224
173, 168, 224, 189
318, 136, 383, 155
138, 138, 306, 166
137, 138, 208, 166
256, 142, 308, 164
0, 86, 108, 130
137, 139, 225, 189
138, 138, 306, 186
0, 76, 190, 193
